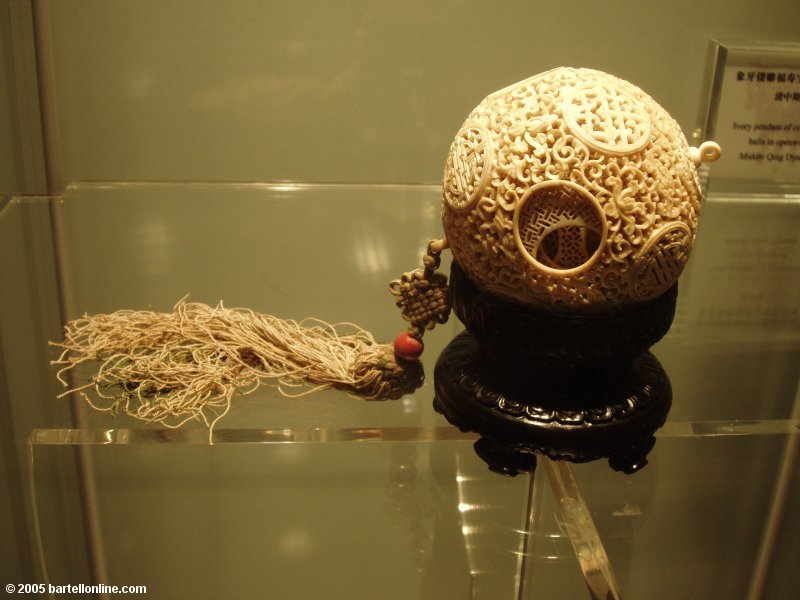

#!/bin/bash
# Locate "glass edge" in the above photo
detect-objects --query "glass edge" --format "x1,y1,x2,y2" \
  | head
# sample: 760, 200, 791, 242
28, 420, 800, 446
704, 187, 800, 203
0, 195, 61, 223
719, 39, 800, 59
7, 194, 60, 205
696, 38, 728, 143
63, 180, 443, 195
29, 426, 478, 446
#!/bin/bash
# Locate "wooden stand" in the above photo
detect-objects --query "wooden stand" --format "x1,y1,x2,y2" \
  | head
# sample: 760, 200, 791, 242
433, 262, 675, 476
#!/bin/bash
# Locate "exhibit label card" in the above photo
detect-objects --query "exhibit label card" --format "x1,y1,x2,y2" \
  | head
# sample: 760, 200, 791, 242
700, 41, 800, 191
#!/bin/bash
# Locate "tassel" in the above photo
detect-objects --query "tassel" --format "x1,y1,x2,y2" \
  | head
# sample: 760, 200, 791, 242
50, 239, 452, 439
50, 298, 423, 435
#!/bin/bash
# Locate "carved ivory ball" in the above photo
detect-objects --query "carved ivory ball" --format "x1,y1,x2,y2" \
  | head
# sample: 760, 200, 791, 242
442, 67, 719, 311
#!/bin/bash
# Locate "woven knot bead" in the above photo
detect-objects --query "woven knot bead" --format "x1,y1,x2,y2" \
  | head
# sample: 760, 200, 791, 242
389, 270, 450, 333
352, 345, 424, 399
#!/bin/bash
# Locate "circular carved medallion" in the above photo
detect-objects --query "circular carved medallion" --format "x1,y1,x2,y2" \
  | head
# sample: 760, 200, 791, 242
443, 125, 493, 210
513, 180, 607, 276
562, 81, 652, 155
631, 222, 692, 300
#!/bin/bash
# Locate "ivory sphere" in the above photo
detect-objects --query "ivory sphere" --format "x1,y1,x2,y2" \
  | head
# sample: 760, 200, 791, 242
441, 67, 718, 311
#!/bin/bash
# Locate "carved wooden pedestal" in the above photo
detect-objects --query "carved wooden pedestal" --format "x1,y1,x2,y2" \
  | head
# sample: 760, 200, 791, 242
433, 262, 675, 476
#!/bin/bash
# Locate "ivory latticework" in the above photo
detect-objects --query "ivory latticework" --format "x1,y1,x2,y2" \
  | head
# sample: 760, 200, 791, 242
442, 67, 705, 310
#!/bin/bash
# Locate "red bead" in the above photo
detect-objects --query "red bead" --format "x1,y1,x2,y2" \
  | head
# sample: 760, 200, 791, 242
393, 332, 424, 361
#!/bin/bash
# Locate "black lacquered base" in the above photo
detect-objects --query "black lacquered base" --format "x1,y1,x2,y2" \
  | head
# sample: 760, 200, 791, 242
433, 332, 672, 476
433, 262, 677, 476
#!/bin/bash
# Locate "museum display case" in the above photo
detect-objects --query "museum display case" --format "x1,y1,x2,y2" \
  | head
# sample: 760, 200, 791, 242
1, 1, 799, 598
2, 181, 798, 599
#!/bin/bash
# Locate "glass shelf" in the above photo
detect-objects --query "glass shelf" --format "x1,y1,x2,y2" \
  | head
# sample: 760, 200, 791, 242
4, 182, 799, 599
28, 418, 800, 445
27, 424, 800, 599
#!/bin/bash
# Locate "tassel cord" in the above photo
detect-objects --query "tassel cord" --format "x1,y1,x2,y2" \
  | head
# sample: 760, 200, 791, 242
50, 299, 422, 435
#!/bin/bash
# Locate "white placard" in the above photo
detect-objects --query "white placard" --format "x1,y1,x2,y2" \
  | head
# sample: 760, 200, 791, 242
701, 41, 800, 190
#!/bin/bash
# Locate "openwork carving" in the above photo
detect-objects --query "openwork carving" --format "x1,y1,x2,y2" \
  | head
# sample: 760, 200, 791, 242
514, 181, 606, 275
630, 222, 693, 301
443, 125, 493, 210
441, 67, 719, 310
562, 80, 651, 155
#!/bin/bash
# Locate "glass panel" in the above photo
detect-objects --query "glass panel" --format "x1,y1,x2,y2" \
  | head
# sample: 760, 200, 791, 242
4, 183, 799, 598
654, 194, 800, 422
27, 427, 800, 599
52, 182, 800, 426
1, 196, 90, 585
54, 182, 459, 433
29, 439, 532, 599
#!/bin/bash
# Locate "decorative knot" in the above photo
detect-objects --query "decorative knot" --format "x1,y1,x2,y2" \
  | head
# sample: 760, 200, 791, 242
388, 241, 451, 339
